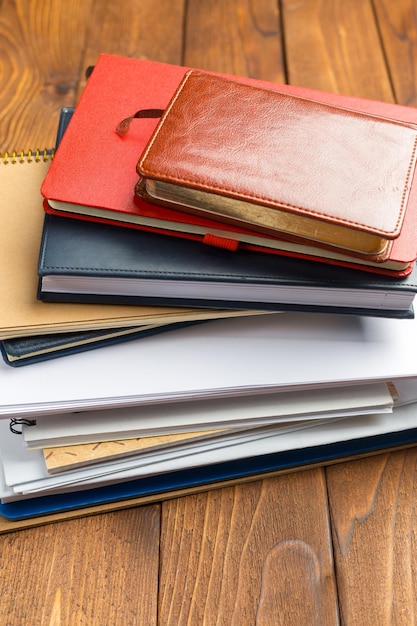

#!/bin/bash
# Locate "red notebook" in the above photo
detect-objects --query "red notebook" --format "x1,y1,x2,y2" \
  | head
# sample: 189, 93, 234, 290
41, 53, 417, 276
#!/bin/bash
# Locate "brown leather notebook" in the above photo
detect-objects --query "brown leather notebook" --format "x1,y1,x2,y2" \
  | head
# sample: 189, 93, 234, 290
136, 71, 417, 262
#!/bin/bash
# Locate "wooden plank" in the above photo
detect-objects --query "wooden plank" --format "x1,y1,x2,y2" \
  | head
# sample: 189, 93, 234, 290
327, 449, 417, 623
280, 3, 417, 622
184, 0, 285, 82
281, 0, 394, 100
0, 507, 160, 625
0, 3, 171, 624
1, 444, 416, 536
372, 0, 417, 105
0, 0, 186, 152
77, 0, 185, 97
159, 0, 336, 626
159, 472, 338, 625
162, 9, 335, 622
0, 0, 93, 151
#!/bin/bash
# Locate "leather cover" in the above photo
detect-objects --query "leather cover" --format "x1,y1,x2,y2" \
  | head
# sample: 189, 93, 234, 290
37, 212, 417, 318
137, 71, 417, 258
41, 54, 417, 276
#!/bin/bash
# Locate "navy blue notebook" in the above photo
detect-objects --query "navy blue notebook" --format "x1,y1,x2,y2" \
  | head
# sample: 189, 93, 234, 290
0, 321, 202, 366
37, 110, 417, 319
2, 425, 417, 521
37, 213, 417, 318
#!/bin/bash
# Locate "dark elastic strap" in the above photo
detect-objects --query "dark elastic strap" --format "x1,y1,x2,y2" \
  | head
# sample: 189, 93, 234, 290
115, 109, 165, 136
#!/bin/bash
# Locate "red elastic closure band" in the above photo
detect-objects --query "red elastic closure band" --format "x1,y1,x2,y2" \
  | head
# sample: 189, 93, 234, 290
203, 233, 239, 251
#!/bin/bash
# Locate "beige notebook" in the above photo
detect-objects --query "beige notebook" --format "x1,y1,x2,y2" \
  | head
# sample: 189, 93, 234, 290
43, 430, 228, 473
0, 153, 257, 338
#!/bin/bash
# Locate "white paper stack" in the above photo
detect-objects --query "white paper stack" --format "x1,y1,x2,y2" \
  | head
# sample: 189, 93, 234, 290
1, 312, 417, 418
1, 312, 417, 507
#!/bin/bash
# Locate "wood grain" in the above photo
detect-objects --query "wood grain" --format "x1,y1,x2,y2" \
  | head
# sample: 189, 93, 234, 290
281, 0, 394, 100
159, 472, 338, 625
327, 450, 417, 624
0, 3, 173, 624
0, 507, 160, 625
0, 0, 92, 151
185, 0, 285, 82
76, 0, 186, 98
372, 0, 417, 105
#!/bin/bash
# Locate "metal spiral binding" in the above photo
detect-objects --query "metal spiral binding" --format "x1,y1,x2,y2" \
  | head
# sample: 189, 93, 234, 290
9, 418, 37, 435
0, 148, 54, 164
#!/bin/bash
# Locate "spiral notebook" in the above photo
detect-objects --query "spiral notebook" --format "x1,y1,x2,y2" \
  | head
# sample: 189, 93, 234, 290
0, 120, 253, 365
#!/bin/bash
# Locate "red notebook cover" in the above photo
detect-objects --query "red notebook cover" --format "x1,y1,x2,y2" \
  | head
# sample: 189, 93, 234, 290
41, 53, 417, 276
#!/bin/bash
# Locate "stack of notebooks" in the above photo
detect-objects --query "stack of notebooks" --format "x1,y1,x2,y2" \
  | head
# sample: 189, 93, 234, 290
2, 53, 417, 528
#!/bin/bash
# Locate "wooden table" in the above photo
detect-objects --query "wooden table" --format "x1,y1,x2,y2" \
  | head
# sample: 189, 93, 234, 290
1, 1, 417, 623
